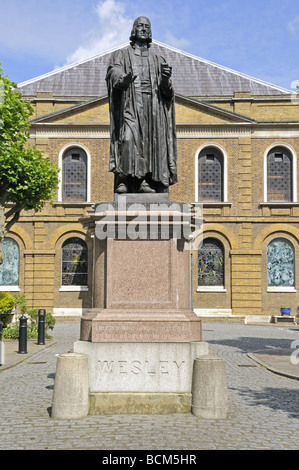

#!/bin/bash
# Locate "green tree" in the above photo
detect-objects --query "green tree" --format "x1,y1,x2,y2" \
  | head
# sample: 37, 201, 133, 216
0, 67, 59, 262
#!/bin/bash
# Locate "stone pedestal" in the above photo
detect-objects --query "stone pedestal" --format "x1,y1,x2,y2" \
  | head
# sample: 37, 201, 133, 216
73, 194, 207, 414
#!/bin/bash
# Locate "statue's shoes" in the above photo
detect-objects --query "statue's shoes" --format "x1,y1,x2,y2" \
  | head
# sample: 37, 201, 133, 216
116, 183, 128, 193
138, 182, 156, 193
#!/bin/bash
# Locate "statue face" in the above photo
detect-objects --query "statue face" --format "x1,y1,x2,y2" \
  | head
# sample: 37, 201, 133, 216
135, 17, 151, 43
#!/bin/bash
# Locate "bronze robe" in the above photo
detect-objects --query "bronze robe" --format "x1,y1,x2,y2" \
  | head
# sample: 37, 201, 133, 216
106, 45, 177, 190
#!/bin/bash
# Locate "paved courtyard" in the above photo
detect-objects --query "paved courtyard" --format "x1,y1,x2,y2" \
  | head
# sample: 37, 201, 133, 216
0, 320, 299, 450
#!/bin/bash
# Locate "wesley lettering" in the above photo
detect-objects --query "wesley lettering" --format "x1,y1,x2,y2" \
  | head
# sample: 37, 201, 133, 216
97, 359, 186, 375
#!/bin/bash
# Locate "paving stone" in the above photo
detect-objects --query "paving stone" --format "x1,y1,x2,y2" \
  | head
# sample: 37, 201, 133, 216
0, 321, 299, 450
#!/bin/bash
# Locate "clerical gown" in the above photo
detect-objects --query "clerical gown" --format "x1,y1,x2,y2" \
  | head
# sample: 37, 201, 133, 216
106, 44, 177, 189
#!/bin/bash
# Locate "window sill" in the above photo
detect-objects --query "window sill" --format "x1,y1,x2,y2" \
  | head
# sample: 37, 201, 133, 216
59, 286, 89, 292
54, 202, 95, 206
192, 202, 232, 207
267, 286, 296, 293
197, 286, 227, 292
260, 202, 299, 206
0, 286, 20, 292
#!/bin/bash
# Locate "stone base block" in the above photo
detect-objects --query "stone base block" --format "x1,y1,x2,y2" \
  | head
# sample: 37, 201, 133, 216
73, 340, 209, 394
89, 392, 192, 415
80, 309, 202, 343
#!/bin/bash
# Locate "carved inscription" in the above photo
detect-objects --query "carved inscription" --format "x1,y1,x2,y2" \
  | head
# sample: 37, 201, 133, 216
98, 360, 185, 375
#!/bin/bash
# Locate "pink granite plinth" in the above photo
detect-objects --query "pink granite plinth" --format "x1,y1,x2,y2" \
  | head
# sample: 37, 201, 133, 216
80, 198, 201, 344
80, 309, 201, 343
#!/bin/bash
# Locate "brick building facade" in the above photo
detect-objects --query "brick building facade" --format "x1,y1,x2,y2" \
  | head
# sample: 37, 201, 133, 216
2, 41, 298, 321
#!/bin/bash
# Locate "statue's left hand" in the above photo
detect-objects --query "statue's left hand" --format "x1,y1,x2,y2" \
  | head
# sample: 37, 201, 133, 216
161, 64, 172, 80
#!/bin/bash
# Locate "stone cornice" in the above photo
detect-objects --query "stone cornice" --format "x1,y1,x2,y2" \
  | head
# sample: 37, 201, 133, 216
29, 121, 299, 140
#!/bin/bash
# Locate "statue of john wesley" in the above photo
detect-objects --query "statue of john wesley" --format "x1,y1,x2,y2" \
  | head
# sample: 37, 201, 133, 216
106, 17, 177, 194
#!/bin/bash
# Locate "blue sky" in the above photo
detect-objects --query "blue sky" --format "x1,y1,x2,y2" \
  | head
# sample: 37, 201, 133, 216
1, 0, 299, 90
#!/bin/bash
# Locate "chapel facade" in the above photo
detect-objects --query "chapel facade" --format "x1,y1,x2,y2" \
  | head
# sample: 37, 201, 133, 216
2, 40, 299, 322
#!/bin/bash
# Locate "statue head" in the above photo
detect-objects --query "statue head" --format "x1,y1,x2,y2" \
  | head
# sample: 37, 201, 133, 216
130, 17, 152, 45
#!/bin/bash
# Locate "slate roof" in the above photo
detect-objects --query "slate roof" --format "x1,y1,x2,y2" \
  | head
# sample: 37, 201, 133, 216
18, 40, 290, 98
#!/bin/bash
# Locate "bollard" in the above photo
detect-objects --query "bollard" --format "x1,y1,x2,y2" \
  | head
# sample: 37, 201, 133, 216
0, 320, 3, 366
18, 315, 28, 354
37, 309, 46, 345
51, 353, 89, 419
191, 356, 228, 419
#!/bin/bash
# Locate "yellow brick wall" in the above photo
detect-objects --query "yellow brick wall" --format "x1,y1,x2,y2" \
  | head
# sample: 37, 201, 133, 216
7, 93, 299, 317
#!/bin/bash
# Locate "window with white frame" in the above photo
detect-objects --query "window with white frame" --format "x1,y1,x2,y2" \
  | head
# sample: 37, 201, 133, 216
198, 147, 224, 202
267, 238, 294, 288
198, 238, 224, 287
62, 147, 87, 202
0, 238, 19, 289
61, 238, 88, 287
267, 146, 293, 202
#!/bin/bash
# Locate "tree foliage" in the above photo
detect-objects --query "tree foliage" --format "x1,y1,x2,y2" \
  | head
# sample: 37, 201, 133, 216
0, 291, 15, 327
0, 67, 59, 260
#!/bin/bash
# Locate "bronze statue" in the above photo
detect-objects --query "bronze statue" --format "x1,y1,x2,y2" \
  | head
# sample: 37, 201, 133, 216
106, 17, 177, 194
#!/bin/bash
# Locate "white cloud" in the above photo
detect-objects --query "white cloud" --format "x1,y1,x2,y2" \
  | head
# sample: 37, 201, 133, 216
63, 0, 191, 66
64, 0, 134, 65
164, 32, 190, 51
288, 15, 299, 33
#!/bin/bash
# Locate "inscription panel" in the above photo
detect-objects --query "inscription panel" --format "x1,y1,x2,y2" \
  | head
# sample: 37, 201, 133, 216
74, 341, 208, 393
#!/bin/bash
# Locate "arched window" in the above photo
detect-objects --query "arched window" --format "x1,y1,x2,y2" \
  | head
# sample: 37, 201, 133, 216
62, 238, 88, 286
267, 146, 292, 202
267, 238, 294, 287
198, 147, 224, 202
62, 147, 87, 202
198, 238, 224, 287
0, 239, 19, 287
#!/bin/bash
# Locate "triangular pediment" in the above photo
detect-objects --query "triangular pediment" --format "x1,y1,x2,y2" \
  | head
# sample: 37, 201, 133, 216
174, 95, 255, 124
31, 93, 254, 126
31, 96, 109, 125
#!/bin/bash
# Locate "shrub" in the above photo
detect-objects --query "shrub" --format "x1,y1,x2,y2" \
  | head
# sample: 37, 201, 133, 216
27, 308, 56, 332
2, 325, 19, 339
1, 294, 56, 340
12, 293, 28, 317
0, 292, 15, 327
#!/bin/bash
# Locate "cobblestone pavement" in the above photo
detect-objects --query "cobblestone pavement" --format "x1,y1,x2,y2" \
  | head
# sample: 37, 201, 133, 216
0, 321, 299, 450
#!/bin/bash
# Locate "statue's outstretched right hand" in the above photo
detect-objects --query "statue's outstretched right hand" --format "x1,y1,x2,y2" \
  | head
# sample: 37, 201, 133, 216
118, 72, 137, 89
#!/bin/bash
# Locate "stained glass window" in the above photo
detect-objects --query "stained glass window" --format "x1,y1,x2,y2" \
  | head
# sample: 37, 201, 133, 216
267, 146, 292, 202
0, 239, 19, 286
198, 238, 224, 286
62, 147, 87, 202
198, 147, 223, 202
267, 238, 294, 287
62, 238, 88, 286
